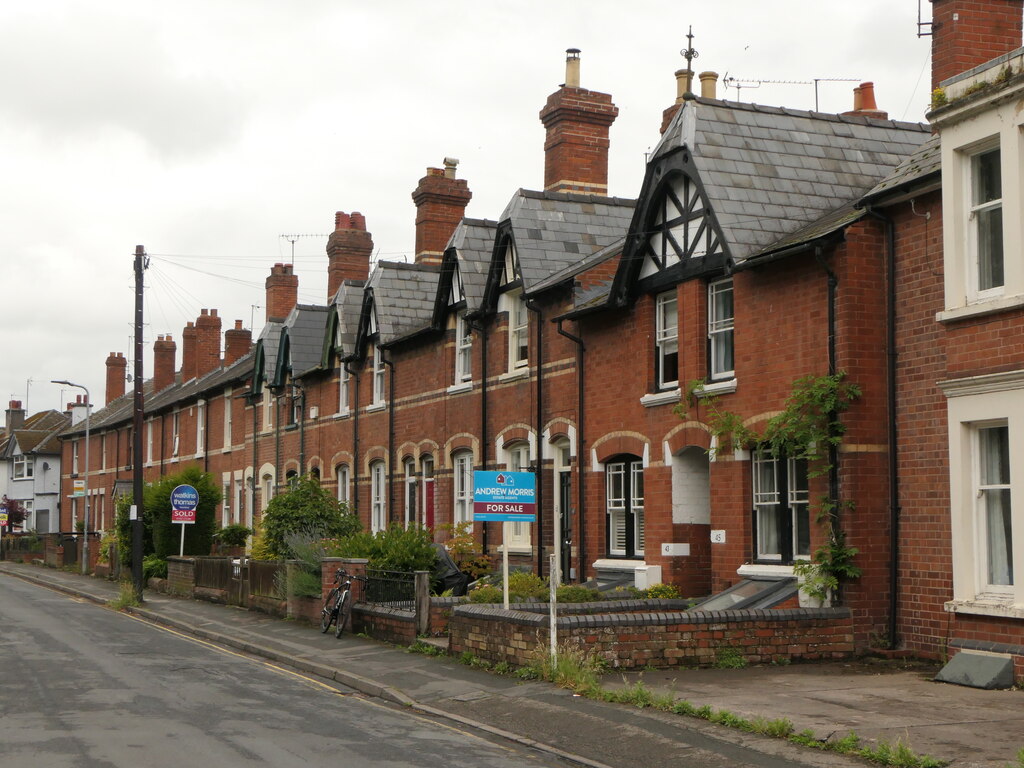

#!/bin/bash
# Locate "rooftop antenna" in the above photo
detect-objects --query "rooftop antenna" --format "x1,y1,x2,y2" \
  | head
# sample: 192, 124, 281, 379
25, 378, 32, 412
279, 233, 330, 266
722, 75, 859, 111
812, 77, 861, 111
250, 304, 261, 330
917, 0, 933, 37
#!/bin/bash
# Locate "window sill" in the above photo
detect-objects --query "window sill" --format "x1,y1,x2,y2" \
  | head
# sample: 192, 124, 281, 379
737, 562, 796, 578
221, 448, 232, 454
695, 378, 737, 397
332, 410, 351, 420
366, 403, 386, 413
640, 389, 681, 408
937, 293, 1024, 323
496, 545, 533, 555
499, 369, 529, 383
447, 382, 473, 394
592, 558, 647, 571
944, 597, 1024, 620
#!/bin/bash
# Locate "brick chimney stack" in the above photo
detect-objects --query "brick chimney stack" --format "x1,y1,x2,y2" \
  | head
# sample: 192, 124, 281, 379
105, 352, 127, 405
931, 0, 1024, 90
539, 49, 619, 196
224, 319, 253, 365
411, 158, 472, 266
326, 213, 373, 300
153, 334, 177, 393
841, 82, 888, 120
5, 400, 25, 436
661, 68, 694, 134
181, 321, 198, 383
266, 263, 299, 322
195, 308, 222, 379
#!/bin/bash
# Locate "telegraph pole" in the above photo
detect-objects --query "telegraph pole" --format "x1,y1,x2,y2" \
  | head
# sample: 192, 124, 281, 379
132, 245, 147, 600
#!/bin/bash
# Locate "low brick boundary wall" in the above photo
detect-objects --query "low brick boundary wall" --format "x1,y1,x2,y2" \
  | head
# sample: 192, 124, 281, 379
166, 557, 195, 596
353, 604, 417, 645
450, 604, 854, 669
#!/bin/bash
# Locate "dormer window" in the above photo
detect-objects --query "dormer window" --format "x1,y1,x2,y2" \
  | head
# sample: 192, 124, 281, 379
455, 313, 472, 383
655, 292, 678, 390
507, 290, 528, 371
372, 346, 386, 406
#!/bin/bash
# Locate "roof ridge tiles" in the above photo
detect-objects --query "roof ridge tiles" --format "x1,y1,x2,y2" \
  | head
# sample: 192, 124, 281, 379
695, 96, 929, 133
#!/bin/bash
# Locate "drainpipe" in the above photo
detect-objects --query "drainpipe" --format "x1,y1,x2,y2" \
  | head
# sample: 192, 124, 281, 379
865, 205, 900, 650
202, 400, 210, 472
273, 391, 282, 494
468, 317, 489, 553
294, 383, 306, 475
526, 298, 545, 578
382, 354, 396, 525
344, 359, 360, 516
557, 318, 586, 583
249, 391, 259, 529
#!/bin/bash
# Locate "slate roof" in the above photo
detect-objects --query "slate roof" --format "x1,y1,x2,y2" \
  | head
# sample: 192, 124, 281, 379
655, 98, 932, 263
860, 134, 942, 204
530, 236, 625, 296
367, 261, 441, 345
256, 321, 284, 387
498, 189, 635, 294
332, 280, 366, 358
447, 218, 497, 313
281, 304, 330, 378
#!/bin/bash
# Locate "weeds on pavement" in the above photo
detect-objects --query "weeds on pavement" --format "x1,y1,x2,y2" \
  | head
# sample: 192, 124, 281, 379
108, 580, 140, 610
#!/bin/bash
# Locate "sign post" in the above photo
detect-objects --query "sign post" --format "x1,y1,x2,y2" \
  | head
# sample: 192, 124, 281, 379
473, 471, 536, 610
170, 484, 199, 557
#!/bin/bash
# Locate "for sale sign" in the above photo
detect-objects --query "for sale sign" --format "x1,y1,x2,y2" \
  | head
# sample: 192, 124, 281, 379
472, 471, 536, 522
170, 484, 199, 524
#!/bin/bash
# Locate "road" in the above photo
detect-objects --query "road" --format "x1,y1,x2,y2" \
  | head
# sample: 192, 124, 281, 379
0, 577, 566, 768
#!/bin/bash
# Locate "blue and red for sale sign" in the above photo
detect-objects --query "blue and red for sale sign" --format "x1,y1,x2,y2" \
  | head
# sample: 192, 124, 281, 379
472, 471, 536, 522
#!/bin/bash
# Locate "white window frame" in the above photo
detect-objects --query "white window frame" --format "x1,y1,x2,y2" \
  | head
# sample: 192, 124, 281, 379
262, 473, 274, 509
101, 434, 107, 470
941, 374, 1024, 615
708, 278, 735, 381
146, 419, 153, 464
262, 390, 273, 432
505, 442, 532, 550
172, 411, 180, 457
974, 422, 1013, 593
195, 400, 206, 457
605, 458, 644, 558
752, 449, 811, 563
455, 313, 473, 384
336, 464, 350, 505
504, 290, 529, 373
223, 387, 233, 448
72, 440, 79, 474
370, 460, 387, 532
655, 291, 679, 390
372, 347, 386, 407
967, 144, 1004, 300
453, 451, 473, 524
338, 368, 350, 415
13, 455, 31, 479
403, 458, 416, 528
222, 481, 231, 526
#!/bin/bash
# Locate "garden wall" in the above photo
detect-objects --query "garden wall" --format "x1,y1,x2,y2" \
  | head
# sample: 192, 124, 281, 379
450, 604, 854, 669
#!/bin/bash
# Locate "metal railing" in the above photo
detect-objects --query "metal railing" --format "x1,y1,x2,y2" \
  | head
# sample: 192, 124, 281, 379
363, 568, 417, 610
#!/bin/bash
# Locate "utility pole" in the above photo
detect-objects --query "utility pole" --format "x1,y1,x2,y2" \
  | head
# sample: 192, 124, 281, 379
132, 245, 147, 600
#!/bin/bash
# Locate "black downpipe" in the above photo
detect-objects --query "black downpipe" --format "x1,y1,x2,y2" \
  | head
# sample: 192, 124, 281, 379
250, 392, 258, 524
274, 394, 282, 493
345, 360, 360, 516
382, 354, 396, 525
865, 205, 900, 649
202, 400, 210, 472
557, 319, 586, 583
296, 385, 306, 474
468, 318, 489, 553
526, 299, 544, 577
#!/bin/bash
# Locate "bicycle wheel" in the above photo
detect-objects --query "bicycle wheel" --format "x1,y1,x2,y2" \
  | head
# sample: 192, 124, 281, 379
334, 590, 351, 638
321, 588, 339, 633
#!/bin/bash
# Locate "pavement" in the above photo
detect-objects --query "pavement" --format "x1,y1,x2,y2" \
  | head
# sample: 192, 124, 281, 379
2, 561, 1021, 768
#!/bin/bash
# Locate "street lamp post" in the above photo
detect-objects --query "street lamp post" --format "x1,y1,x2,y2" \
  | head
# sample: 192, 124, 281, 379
52, 380, 90, 575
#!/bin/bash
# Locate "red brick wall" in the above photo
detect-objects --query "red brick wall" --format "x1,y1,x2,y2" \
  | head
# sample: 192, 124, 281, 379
931, 0, 1023, 90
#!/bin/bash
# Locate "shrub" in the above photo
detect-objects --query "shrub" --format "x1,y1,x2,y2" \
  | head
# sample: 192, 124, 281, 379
438, 521, 492, 579
326, 524, 436, 572
214, 523, 251, 548
261, 475, 360, 560
146, 467, 221, 559
556, 584, 600, 602
467, 585, 503, 603
142, 554, 167, 581
644, 583, 682, 599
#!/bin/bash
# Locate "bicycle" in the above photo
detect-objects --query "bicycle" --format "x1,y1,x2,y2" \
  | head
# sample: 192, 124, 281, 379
320, 568, 366, 638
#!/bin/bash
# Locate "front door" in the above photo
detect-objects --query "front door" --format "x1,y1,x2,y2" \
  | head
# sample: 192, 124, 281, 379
559, 471, 572, 583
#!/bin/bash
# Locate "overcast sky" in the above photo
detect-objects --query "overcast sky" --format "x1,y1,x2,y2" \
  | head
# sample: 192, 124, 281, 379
1, 1, 934, 419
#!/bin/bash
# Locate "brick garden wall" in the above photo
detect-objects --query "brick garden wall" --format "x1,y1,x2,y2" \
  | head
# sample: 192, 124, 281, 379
450, 603, 854, 669
166, 556, 195, 596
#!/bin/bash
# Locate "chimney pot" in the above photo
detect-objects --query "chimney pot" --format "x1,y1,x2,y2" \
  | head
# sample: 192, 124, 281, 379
335, 211, 351, 230
565, 48, 581, 88
443, 157, 459, 178
699, 71, 718, 100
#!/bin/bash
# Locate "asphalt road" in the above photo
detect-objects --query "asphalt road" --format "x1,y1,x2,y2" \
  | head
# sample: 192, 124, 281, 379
0, 577, 567, 768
